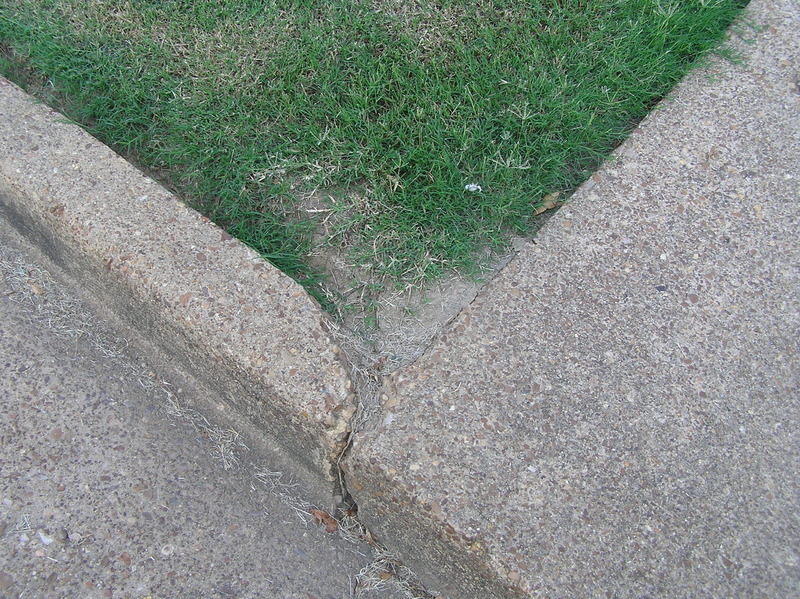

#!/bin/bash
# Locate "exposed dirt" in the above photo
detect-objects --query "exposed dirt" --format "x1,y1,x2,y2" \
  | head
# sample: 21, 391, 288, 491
297, 185, 563, 373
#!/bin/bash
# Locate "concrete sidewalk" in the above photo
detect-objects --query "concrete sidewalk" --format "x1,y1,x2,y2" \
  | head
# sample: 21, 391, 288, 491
345, 0, 800, 597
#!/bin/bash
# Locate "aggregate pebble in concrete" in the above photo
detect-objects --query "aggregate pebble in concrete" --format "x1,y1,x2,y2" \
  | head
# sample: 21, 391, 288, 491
345, 1, 800, 597
0, 78, 354, 496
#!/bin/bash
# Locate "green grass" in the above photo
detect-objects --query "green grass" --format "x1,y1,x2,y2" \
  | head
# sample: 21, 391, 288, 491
0, 0, 748, 312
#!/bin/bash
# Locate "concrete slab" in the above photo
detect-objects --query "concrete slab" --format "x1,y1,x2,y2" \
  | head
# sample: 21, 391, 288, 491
344, 1, 800, 596
0, 78, 355, 502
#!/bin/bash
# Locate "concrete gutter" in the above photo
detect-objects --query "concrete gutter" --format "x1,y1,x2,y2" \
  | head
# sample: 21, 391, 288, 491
344, 1, 800, 597
0, 78, 355, 504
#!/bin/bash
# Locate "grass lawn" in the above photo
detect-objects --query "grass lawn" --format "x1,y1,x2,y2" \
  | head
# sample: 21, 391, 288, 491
0, 0, 748, 316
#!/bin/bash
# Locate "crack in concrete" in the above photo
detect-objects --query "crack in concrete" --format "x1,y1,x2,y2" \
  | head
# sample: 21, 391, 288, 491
323, 318, 442, 598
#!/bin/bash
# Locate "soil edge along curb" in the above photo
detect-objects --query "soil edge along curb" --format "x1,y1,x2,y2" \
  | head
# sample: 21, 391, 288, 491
0, 77, 355, 500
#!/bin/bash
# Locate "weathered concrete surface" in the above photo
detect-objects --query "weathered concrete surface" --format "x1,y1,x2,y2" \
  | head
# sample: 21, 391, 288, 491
345, 1, 800, 596
0, 78, 354, 500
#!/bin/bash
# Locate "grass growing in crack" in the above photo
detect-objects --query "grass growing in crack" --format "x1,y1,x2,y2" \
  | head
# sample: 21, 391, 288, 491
0, 0, 748, 306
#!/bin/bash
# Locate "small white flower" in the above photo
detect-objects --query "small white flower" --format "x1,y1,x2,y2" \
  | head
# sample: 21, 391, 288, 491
464, 183, 482, 192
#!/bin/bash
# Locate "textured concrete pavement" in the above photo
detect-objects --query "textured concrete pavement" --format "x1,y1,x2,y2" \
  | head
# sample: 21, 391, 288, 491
344, 1, 800, 597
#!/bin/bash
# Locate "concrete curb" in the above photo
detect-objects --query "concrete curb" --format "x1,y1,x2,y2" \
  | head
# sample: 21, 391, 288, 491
0, 78, 355, 502
344, 1, 800, 597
